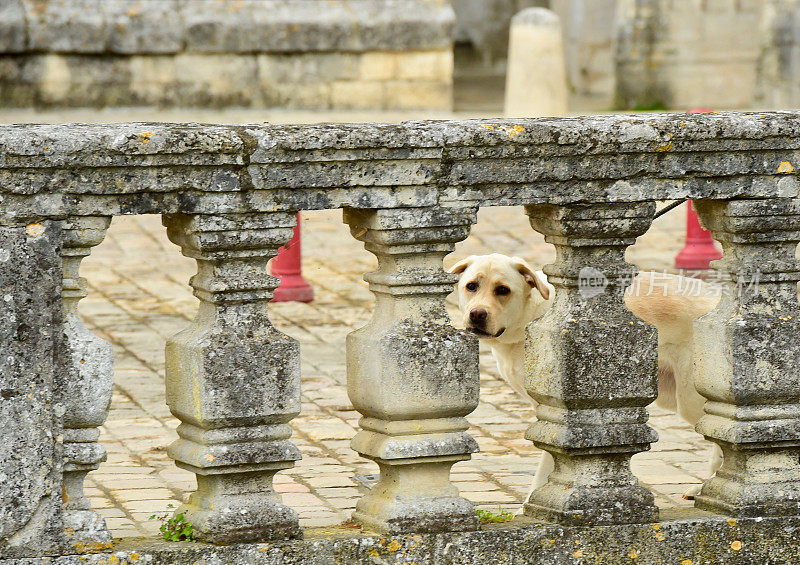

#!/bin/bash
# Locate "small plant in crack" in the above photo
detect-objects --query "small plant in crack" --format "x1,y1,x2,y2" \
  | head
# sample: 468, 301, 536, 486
149, 504, 196, 542
476, 506, 515, 524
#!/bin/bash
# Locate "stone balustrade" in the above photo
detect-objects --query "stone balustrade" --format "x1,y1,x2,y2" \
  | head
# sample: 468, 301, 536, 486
3, 112, 800, 562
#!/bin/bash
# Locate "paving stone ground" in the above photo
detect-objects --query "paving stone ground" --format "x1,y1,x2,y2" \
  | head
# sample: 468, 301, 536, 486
71, 203, 715, 539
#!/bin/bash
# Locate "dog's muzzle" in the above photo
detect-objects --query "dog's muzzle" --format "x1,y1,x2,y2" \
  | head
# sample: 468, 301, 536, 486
467, 326, 505, 338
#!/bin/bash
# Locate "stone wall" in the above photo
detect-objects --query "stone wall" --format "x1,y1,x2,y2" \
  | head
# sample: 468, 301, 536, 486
615, 0, 763, 110
757, 0, 800, 109
550, 0, 616, 104
0, 0, 454, 110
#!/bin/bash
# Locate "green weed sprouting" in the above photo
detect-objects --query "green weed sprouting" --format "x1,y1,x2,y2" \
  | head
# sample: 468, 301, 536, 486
476, 506, 515, 524
149, 504, 196, 542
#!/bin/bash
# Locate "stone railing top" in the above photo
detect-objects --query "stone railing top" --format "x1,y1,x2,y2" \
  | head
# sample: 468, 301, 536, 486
1, 111, 800, 221
0, 0, 454, 55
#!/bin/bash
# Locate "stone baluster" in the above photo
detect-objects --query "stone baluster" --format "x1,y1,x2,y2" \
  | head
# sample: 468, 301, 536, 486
59, 216, 114, 548
343, 206, 480, 535
692, 198, 800, 516
162, 212, 302, 543
524, 202, 659, 525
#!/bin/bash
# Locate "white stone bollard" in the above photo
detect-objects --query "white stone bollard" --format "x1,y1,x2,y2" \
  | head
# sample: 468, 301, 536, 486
504, 8, 569, 118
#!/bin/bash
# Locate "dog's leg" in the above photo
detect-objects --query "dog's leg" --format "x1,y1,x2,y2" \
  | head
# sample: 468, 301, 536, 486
531, 450, 555, 490
683, 443, 724, 500
655, 360, 677, 413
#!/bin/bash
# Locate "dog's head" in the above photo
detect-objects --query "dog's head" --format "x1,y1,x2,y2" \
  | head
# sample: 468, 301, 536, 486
449, 253, 551, 344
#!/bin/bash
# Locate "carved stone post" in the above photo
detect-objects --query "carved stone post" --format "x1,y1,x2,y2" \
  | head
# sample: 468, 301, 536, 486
0, 221, 64, 559
524, 202, 659, 525
343, 206, 480, 535
693, 198, 800, 517
162, 212, 302, 543
59, 216, 114, 549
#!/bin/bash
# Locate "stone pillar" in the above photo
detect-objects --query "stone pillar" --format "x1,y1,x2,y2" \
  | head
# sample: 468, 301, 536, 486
343, 206, 480, 535
59, 216, 114, 549
504, 8, 569, 118
523, 202, 659, 525
0, 221, 64, 559
162, 212, 302, 543
692, 198, 800, 517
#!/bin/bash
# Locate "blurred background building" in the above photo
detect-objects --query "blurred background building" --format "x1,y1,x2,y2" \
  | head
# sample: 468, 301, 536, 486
1, 0, 800, 115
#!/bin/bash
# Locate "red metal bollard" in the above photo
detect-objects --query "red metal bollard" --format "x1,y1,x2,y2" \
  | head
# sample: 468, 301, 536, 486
674, 200, 723, 269
271, 212, 314, 302
674, 108, 721, 270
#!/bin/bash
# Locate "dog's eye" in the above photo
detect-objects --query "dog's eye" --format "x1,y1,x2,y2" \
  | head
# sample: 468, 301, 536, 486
495, 285, 510, 296
465, 281, 478, 292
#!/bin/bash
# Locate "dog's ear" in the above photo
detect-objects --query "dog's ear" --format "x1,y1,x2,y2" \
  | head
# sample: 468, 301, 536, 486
511, 257, 550, 300
448, 256, 475, 276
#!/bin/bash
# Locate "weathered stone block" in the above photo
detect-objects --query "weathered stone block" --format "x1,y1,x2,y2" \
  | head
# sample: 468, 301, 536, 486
180, 0, 453, 53
0, 58, 23, 84
0, 114, 799, 216
0, 0, 26, 53
104, 0, 182, 54
174, 54, 258, 107
259, 53, 360, 85
382, 81, 452, 110
343, 0, 455, 51
662, 61, 758, 110
0, 221, 64, 559
48, 56, 132, 107
395, 50, 453, 81
358, 52, 399, 81
24, 0, 106, 53
265, 83, 332, 110
331, 81, 385, 110
128, 55, 178, 106
36, 54, 72, 105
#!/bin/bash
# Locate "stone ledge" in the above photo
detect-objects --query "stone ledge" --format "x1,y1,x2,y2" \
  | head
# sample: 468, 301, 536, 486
1, 112, 800, 218
5, 510, 800, 564
0, 0, 454, 55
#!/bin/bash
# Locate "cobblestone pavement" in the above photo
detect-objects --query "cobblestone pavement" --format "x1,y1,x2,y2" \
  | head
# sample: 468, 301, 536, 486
71, 203, 718, 539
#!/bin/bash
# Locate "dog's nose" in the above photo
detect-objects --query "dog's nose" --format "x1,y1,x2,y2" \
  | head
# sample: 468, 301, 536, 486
469, 308, 488, 325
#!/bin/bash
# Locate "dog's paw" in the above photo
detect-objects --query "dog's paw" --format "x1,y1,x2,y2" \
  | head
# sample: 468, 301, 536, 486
682, 484, 703, 500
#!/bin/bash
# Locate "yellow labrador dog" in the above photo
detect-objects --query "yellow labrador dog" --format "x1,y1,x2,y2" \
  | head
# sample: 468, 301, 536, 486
450, 253, 721, 498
